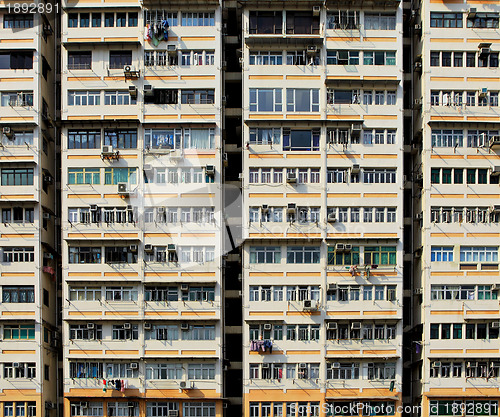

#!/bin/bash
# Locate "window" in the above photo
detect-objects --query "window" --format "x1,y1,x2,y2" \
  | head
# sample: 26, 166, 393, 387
460, 247, 498, 263
1, 130, 34, 147
109, 51, 132, 69
431, 246, 454, 262
69, 287, 102, 301
1, 91, 33, 107
287, 246, 320, 264
249, 11, 282, 34
364, 51, 396, 65
181, 12, 215, 26
145, 50, 177, 67
327, 11, 360, 29
146, 402, 179, 417
68, 247, 101, 264
104, 167, 137, 185
363, 169, 396, 183
68, 90, 100, 106
104, 90, 135, 105
2, 286, 35, 303
286, 11, 319, 34
103, 129, 137, 149
467, 12, 499, 28
68, 168, 100, 185
3, 324, 35, 339
105, 246, 137, 264
364, 246, 396, 265
183, 403, 216, 417
249, 51, 283, 65
92, 13, 101, 27
146, 363, 183, 380
112, 324, 139, 340
3, 363, 36, 379
187, 363, 215, 379
431, 130, 463, 148
1, 168, 34, 186
249, 128, 281, 145
3, 14, 34, 28
430, 12, 463, 28
0, 51, 33, 70
107, 402, 138, 417
144, 10, 178, 26
326, 50, 359, 65
71, 402, 103, 417
68, 129, 101, 149
328, 246, 360, 265
2, 247, 34, 263
2, 207, 34, 224
364, 13, 396, 30
249, 88, 282, 112
181, 89, 214, 104
286, 89, 319, 112
283, 129, 320, 151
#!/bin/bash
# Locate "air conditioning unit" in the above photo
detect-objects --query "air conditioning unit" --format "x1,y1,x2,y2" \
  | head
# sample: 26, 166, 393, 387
351, 123, 362, 132
328, 283, 337, 291
130, 362, 138, 369
287, 203, 297, 214
123, 323, 132, 330
128, 403, 135, 408
415, 213, 423, 221
351, 164, 360, 174
414, 288, 423, 295
332, 362, 341, 369
263, 323, 272, 331
261, 204, 269, 213
144, 85, 154, 97
327, 322, 337, 330
128, 86, 137, 98
492, 284, 500, 290
117, 183, 129, 195
480, 48, 491, 56
123, 65, 136, 75
344, 244, 352, 252
414, 62, 422, 71
492, 322, 500, 329
87, 323, 95, 329
181, 323, 189, 331
102, 145, 114, 155
144, 322, 152, 330
2, 126, 13, 138
432, 361, 441, 368
90, 204, 98, 211
299, 363, 307, 369
205, 165, 215, 176
167, 244, 176, 252
303, 299, 318, 311
43, 213, 50, 220
414, 23, 422, 32
327, 213, 337, 223
167, 44, 177, 54
351, 322, 361, 330
480, 87, 488, 97
181, 283, 189, 292
307, 45, 318, 54
336, 243, 345, 252
286, 172, 297, 183
129, 245, 138, 252
168, 411, 179, 417
262, 363, 270, 369
468, 7, 477, 18
13, 362, 20, 368
144, 244, 153, 252
312, 5, 320, 15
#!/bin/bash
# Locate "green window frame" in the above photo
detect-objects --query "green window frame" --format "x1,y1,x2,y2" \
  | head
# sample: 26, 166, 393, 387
364, 246, 396, 265
68, 168, 100, 185
327, 246, 360, 265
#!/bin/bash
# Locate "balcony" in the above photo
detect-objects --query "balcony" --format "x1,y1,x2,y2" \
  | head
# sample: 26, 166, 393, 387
325, 300, 402, 320
63, 102, 140, 122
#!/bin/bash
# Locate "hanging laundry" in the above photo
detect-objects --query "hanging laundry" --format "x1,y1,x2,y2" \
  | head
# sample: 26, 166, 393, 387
121, 380, 125, 392
162, 20, 169, 41
102, 379, 107, 392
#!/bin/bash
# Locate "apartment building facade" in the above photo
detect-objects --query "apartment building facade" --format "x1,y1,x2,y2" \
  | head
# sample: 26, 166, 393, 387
412, 1, 500, 416
60, 0, 225, 416
0, 4, 59, 417
240, 1, 405, 415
